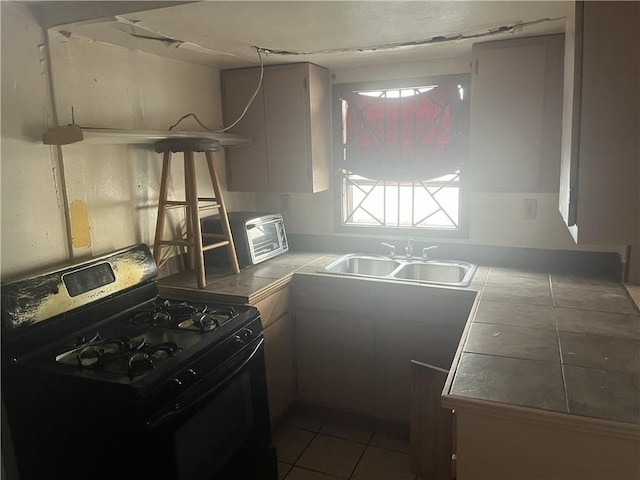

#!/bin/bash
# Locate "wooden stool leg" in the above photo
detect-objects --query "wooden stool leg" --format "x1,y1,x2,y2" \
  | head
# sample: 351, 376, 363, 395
185, 151, 207, 288
153, 151, 172, 266
183, 156, 195, 271
206, 151, 240, 274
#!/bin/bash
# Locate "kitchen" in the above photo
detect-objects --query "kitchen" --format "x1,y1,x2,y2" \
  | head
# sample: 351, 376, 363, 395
1, 1, 639, 480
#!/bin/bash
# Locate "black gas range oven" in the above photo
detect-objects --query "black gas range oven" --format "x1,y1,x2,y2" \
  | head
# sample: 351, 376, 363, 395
1, 245, 277, 480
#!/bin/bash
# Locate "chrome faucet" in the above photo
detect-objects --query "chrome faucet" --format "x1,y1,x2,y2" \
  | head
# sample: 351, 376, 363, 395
422, 245, 438, 260
405, 239, 413, 258
381, 242, 396, 258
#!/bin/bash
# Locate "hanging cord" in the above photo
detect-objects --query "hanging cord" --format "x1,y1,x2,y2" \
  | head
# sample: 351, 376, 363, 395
168, 47, 265, 132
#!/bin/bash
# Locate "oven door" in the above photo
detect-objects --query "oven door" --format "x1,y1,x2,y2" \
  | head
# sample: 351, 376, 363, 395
143, 337, 276, 480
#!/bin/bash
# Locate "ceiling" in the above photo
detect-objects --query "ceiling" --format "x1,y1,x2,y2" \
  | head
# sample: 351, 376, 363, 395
32, 1, 570, 70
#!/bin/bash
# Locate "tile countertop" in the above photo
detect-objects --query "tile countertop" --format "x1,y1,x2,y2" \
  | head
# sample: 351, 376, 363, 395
446, 267, 640, 428
159, 252, 640, 428
158, 252, 332, 304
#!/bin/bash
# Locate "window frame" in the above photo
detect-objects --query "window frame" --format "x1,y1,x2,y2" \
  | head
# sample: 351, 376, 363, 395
332, 74, 471, 239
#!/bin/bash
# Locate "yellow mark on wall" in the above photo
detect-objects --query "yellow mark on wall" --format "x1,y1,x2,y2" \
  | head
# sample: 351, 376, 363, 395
70, 200, 91, 248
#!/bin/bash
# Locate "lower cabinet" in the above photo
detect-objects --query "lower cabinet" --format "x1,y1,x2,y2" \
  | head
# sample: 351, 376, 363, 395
448, 404, 640, 480
293, 274, 475, 422
296, 308, 375, 414
254, 286, 294, 425
375, 320, 464, 422
263, 312, 294, 425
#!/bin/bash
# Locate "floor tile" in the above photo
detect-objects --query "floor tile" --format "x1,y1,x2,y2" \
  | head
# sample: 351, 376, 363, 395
285, 412, 325, 432
319, 421, 374, 444
559, 331, 640, 374
296, 434, 365, 479
481, 284, 552, 306
563, 365, 640, 424
554, 307, 640, 340
368, 431, 410, 453
464, 322, 560, 362
552, 287, 637, 314
473, 301, 555, 330
272, 425, 315, 464
284, 466, 342, 480
351, 445, 415, 480
450, 352, 567, 413
278, 462, 293, 480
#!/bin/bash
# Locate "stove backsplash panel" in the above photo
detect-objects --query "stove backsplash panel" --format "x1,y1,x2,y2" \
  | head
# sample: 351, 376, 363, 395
1, 244, 157, 331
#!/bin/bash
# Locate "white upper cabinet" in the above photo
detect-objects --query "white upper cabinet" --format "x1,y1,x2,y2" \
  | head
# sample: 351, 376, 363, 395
221, 62, 331, 193
559, 1, 640, 244
470, 35, 564, 193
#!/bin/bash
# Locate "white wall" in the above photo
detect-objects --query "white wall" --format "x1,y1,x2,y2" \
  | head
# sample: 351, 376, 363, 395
256, 51, 622, 255
0, 3, 255, 279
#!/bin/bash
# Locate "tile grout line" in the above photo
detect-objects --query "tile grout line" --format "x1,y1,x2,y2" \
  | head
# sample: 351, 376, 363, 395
345, 429, 377, 480
550, 273, 571, 414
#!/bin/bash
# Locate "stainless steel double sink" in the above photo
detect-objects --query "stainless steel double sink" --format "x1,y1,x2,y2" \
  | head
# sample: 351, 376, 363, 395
323, 254, 476, 287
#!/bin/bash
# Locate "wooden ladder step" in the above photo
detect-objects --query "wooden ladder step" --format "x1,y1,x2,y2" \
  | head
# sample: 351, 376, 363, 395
157, 239, 195, 247
202, 241, 230, 252
164, 200, 221, 211
202, 233, 227, 240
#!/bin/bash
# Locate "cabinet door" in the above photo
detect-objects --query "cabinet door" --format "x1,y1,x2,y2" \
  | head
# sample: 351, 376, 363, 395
375, 320, 462, 422
296, 308, 375, 414
221, 68, 269, 191
471, 35, 564, 193
263, 312, 294, 425
560, 1, 640, 244
263, 64, 311, 191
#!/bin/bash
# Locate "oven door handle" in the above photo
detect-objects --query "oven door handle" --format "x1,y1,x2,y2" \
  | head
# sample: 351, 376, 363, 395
146, 337, 264, 429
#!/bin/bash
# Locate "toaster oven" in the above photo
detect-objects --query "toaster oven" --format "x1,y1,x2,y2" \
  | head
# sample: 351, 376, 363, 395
202, 212, 289, 269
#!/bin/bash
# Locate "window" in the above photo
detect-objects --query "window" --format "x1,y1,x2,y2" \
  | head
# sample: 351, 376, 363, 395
334, 74, 470, 237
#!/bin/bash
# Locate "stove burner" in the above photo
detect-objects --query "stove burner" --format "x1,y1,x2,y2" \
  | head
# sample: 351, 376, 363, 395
132, 310, 172, 328
178, 313, 217, 332
177, 307, 238, 332
126, 342, 181, 377
131, 300, 211, 329
159, 300, 198, 318
57, 335, 147, 367
55, 335, 180, 377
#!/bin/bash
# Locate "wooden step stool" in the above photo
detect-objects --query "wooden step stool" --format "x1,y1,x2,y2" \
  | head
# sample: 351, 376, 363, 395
153, 138, 240, 288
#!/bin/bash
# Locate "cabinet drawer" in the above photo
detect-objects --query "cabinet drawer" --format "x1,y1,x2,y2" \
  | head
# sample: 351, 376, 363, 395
254, 286, 290, 328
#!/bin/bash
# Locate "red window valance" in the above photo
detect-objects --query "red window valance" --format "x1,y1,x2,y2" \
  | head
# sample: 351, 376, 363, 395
339, 78, 467, 181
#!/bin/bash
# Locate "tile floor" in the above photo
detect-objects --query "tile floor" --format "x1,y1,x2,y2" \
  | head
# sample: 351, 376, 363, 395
272, 410, 421, 480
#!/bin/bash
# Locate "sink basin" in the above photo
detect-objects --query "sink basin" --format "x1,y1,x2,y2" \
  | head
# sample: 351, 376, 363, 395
394, 262, 475, 286
324, 255, 401, 276
323, 254, 476, 287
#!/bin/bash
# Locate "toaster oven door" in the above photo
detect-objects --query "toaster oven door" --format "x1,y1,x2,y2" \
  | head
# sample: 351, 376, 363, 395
246, 219, 287, 264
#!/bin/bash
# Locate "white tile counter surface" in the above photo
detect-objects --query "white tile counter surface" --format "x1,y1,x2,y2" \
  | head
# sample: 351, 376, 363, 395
159, 252, 640, 426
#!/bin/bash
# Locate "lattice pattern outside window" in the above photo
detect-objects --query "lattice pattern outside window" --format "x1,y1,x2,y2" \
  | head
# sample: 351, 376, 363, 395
342, 172, 460, 230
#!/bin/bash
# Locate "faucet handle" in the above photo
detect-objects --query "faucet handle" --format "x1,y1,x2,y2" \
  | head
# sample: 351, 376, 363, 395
381, 242, 396, 257
422, 245, 438, 260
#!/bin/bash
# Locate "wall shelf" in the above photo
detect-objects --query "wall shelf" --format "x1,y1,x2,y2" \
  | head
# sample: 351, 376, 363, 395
42, 125, 251, 147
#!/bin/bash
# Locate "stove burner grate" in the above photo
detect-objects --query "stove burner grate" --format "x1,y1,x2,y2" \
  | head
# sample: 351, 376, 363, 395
55, 335, 181, 377
126, 342, 181, 377
177, 307, 239, 332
